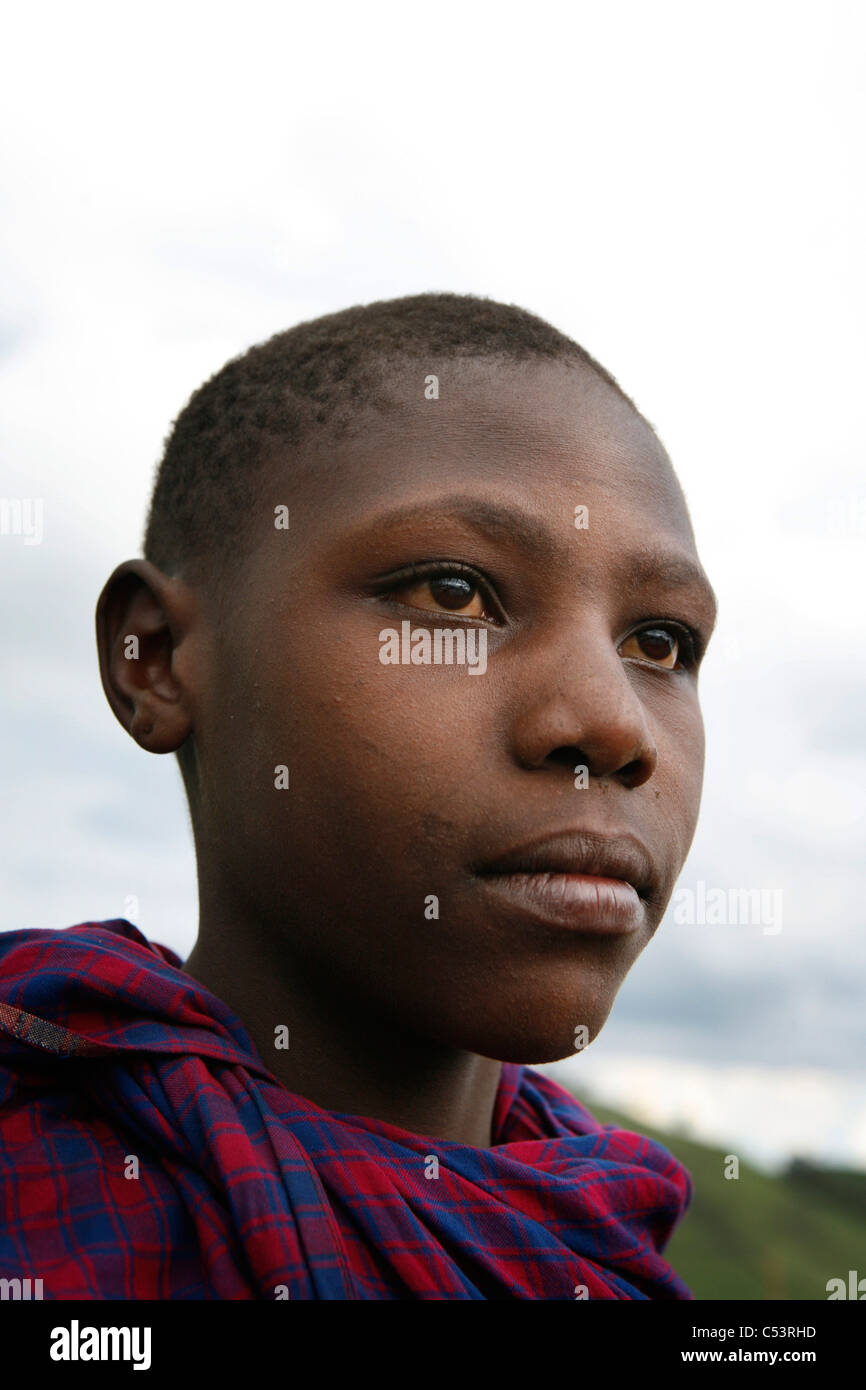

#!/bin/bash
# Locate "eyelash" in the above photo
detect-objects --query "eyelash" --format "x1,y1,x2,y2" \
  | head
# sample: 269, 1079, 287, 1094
376, 561, 704, 670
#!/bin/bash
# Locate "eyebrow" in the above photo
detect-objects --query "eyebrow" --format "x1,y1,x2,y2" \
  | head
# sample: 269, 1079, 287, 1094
367, 494, 718, 626
621, 545, 719, 626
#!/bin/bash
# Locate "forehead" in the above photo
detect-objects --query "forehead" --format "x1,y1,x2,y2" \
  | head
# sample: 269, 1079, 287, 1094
288, 355, 694, 541
235, 356, 718, 640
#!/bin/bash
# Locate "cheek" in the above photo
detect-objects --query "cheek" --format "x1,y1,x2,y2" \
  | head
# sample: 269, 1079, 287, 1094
315, 671, 490, 847
651, 693, 706, 859
244, 630, 490, 861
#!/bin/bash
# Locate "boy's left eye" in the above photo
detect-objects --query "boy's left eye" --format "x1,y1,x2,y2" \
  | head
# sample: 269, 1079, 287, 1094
619, 626, 695, 670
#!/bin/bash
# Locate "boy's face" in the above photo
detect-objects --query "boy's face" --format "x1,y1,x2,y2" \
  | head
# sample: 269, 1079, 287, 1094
190, 357, 716, 1063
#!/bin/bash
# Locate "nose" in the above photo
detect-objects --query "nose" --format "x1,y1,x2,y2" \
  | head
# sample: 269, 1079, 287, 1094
509, 616, 658, 789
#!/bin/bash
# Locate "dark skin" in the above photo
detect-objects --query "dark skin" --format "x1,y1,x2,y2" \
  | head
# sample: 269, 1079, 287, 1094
96, 357, 717, 1149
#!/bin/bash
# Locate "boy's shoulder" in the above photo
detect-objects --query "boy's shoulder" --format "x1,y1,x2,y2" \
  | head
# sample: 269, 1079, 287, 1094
0, 920, 177, 1060
0, 919, 256, 1063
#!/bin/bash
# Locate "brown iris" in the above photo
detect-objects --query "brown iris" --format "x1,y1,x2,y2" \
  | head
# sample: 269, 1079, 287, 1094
620, 628, 679, 668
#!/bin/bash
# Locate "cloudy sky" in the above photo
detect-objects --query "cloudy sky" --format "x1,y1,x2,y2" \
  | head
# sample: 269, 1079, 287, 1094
1, 1, 863, 1173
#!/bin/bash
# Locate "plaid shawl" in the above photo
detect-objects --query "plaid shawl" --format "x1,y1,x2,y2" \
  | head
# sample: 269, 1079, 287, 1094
0, 920, 693, 1300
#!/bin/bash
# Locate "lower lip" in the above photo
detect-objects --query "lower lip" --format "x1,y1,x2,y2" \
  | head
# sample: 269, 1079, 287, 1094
476, 872, 644, 934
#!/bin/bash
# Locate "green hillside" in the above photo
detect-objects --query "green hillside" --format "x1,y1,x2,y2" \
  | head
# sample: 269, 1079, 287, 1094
583, 1097, 866, 1300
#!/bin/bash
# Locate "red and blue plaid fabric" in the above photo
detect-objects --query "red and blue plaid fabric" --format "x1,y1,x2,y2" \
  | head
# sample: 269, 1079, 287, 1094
0, 920, 693, 1299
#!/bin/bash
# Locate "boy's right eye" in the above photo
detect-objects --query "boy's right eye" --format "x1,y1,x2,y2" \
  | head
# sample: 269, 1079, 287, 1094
378, 561, 504, 623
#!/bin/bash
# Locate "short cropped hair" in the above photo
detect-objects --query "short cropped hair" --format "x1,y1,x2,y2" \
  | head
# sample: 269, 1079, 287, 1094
142, 292, 639, 587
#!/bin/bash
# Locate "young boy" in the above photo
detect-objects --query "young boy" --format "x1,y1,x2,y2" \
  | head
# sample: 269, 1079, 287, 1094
0, 293, 717, 1299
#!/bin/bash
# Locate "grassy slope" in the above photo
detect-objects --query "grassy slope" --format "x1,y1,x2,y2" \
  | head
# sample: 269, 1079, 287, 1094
583, 1098, 866, 1300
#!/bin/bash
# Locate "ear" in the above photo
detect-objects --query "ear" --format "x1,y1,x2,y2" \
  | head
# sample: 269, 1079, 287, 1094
95, 559, 197, 753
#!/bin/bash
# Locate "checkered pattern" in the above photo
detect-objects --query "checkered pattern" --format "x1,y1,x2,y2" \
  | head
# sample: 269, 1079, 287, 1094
0, 920, 693, 1299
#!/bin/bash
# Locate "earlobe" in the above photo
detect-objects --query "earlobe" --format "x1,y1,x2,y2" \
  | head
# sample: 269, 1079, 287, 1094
130, 709, 155, 744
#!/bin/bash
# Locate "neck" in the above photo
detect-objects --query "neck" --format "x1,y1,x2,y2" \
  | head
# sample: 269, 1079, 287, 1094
182, 913, 503, 1149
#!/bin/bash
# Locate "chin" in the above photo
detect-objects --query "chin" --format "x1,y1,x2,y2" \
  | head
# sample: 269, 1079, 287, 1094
457, 994, 618, 1066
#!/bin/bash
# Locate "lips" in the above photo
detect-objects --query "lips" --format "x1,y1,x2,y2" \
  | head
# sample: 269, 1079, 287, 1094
472, 829, 657, 902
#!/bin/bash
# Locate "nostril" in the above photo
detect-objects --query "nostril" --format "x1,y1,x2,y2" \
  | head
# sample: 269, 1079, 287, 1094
545, 745, 588, 773
619, 753, 656, 789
